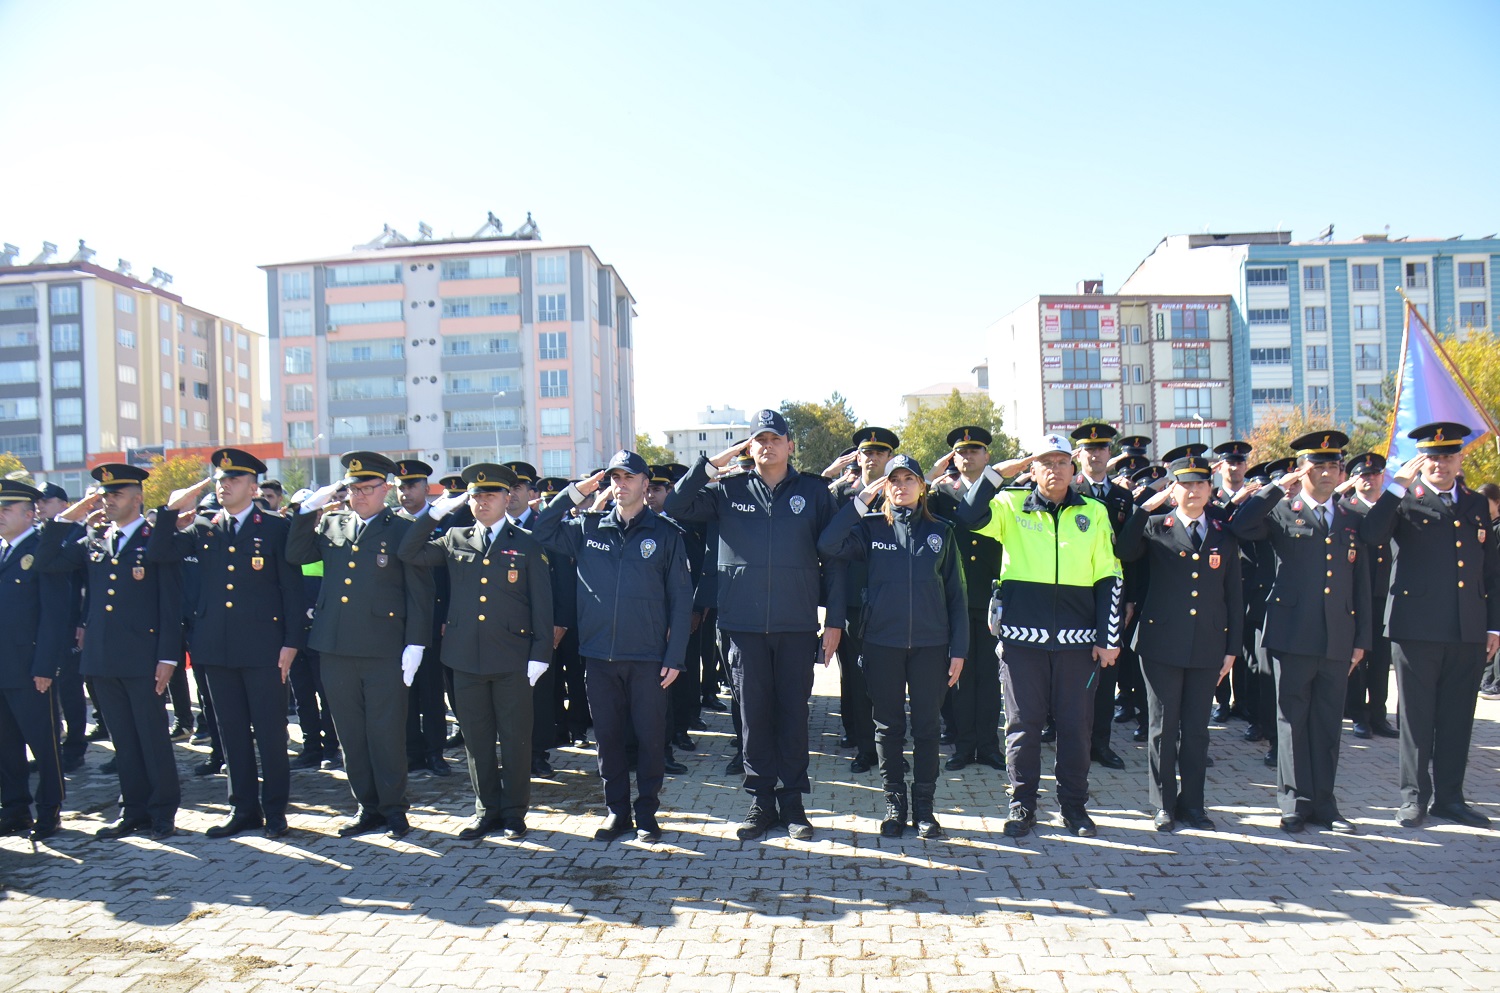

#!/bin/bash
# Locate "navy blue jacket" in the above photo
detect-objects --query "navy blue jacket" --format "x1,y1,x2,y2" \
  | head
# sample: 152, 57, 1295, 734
532, 494, 694, 668
664, 459, 846, 635
0, 528, 72, 687
817, 501, 969, 658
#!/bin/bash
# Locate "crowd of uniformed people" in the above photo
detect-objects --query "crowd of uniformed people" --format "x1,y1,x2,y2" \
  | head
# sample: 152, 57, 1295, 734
1, 406, 1497, 847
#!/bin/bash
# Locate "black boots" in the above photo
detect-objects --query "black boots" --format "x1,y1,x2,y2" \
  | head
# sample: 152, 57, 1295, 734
912, 784, 944, 839
880, 786, 908, 838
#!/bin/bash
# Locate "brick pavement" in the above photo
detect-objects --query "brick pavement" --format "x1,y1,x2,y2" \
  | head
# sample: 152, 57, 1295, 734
2, 667, 1498, 993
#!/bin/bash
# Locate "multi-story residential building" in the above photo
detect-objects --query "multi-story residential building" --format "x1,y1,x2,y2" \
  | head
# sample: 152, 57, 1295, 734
0, 240, 263, 495
1120, 230, 1500, 432
901, 363, 990, 417
260, 215, 637, 484
663, 407, 753, 464
990, 284, 1236, 453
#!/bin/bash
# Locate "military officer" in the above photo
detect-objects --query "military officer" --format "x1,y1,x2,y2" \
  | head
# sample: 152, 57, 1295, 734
37, 464, 184, 840
1234, 461, 1279, 752
1337, 453, 1399, 739
287, 452, 435, 839
1230, 431, 1370, 834
1361, 422, 1500, 828
393, 459, 452, 778
535, 476, 586, 748
1209, 440, 1256, 722
0, 479, 71, 841
398, 463, 552, 840
503, 460, 563, 778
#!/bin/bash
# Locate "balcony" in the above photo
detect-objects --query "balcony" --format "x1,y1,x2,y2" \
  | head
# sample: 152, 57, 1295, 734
1405, 275, 1428, 289
1459, 275, 1486, 288
1351, 279, 1380, 292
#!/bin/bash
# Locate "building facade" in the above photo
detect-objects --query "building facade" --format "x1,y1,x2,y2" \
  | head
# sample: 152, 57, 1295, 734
261, 218, 636, 485
0, 242, 263, 496
663, 407, 752, 465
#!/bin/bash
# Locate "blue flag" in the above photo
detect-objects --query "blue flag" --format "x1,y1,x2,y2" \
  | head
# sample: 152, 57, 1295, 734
1387, 302, 1488, 468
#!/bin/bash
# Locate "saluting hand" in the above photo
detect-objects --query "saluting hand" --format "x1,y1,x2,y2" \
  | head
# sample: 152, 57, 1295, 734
1230, 481, 1262, 504
994, 454, 1036, 478
166, 476, 213, 514
856, 477, 885, 506
428, 491, 468, 519
299, 481, 343, 513
709, 439, 752, 470
58, 492, 102, 523
821, 450, 858, 479
1392, 455, 1426, 488
927, 450, 956, 481
575, 469, 609, 497
1141, 487, 1173, 512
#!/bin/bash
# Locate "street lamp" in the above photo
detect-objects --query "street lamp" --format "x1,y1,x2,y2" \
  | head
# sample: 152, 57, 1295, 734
492, 391, 506, 460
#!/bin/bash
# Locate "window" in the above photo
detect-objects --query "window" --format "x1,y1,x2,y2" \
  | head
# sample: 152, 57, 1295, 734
119, 400, 138, 420
1171, 347, 1212, 378
333, 413, 405, 437
1459, 301, 1487, 329
190, 349, 206, 369
1353, 305, 1381, 330
286, 384, 314, 411
287, 421, 316, 447
1414, 302, 1431, 325
192, 382, 210, 400
539, 408, 570, 436
223, 354, 233, 373
328, 338, 405, 363
116, 328, 136, 349
441, 256, 518, 280
162, 405, 174, 423
445, 372, 516, 394
1246, 267, 1288, 286
54, 397, 82, 427
542, 449, 572, 476
178, 408, 187, 426
536, 256, 568, 284
1129, 325, 1142, 344
239, 422, 250, 437
1170, 309, 1211, 339
193, 411, 208, 429
325, 263, 400, 286
1308, 385, 1330, 412
329, 376, 405, 400
1061, 349, 1100, 380
0, 325, 36, 347
161, 372, 172, 389
159, 337, 171, 357
1247, 308, 1290, 325
1458, 261, 1486, 288
238, 391, 248, 408
538, 331, 567, 360
51, 323, 80, 351
282, 310, 313, 337
49, 285, 80, 315
179, 314, 187, 333
1134, 404, 1145, 422
54, 435, 83, 464
444, 408, 517, 432
1304, 306, 1327, 332
1173, 387, 1212, 418
0, 397, 38, 419
539, 369, 569, 398
537, 293, 567, 322
0, 286, 37, 310
1059, 309, 1099, 340
1132, 365, 1144, 383
1249, 347, 1291, 366
1251, 387, 1293, 406
1174, 429, 1206, 448
285, 347, 313, 375
1303, 266, 1325, 291
1405, 262, 1428, 289
282, 271, 311, 300
237, 362, 249, 379
1306, 344, 1328, 370
52, 361, 80, 389
177, 345, 186, 362
225, 417, 236, 435
115, 292, 135, 314
1351, 264, 1379, 292
0, 434, 40, 457
442, 332, 518, 356
1356, 384, 1383, 407
327, 300, 403, 325
236, 332, 249, 351
1355, 344, 1382, 370
1062, 389, 1103, 421
224, 386, 234, 404
158, 303, 171, 322
441, 295, 521, 318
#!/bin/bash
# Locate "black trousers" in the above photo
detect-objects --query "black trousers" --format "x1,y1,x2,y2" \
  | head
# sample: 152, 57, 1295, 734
862, 643, 948, 788
1345, 632, 1393, 723
166, 658, 193, 729
452, 668, 531, 819
838, 609, 874, 756
321, 653, 408, 818
203, 665, 290, 819
405, 638, 447, 762
289, 647, 339, 757
950, 610, 1001, 759
1113, 613, 1146, 722
0, 684, 65, 814
191, 663, 221, 762
587, 659, 668, 817
999, 643, 1096, 811
53, 647, 88, 763
698, 608, 721, 703
1392, 639, 1485, 809
1272, 652, 1348, 819
1252, 631, 1278, 742
669, 620, 701, 736
552, 626, 587, 740
725, 630, 818, 798
92, 674, 179, 824
1140, 659, 1218, 813
531, 660, 558, 759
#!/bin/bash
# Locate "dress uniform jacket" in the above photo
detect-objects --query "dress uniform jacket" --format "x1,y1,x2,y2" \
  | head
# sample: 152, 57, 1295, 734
1338, 495, 1393, 622
1117, 506, 1243, 665
927, 477, 1001, 614
0, 530, 71, 686
287, 507, 434, 658
396, 514, 552, 674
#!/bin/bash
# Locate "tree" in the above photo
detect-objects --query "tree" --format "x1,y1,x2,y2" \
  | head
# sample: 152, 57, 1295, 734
0, 452, 29, 482
278, 463, 310, 497
897, 389, 1020, 471
780, 393, 860, 474
634, 432, 676, 466
1347, 374, 1396, 457
143, 454, 211, 510
1441, 329, 1500, 485
1242, 406, 1339, 464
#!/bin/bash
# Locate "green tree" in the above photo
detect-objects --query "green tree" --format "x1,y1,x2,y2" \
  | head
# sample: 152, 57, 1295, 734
1243, 405, 1339, 464
780, 393, 860, 474
1347, 374, 1396, 456
1441, 329, 1500, 485
278, 463, 310, 496
0, 452, 30, 482
143, 454, 211, 510
896, 389, 1020, 471
634, 432, 676, 466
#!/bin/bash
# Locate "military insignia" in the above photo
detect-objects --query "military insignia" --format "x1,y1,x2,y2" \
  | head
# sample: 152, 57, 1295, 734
19, 554, 33, 570
1479, 528, 1487, 544
1414, 485, 1425, 498
100, 468, 115, 483
1295, 519, 1305, 526
641, 538, 657, 559
789, 495, 806, 515
1164, 516, 1174, 528
1291, 500, 1302, 512
1075, 514, 1090, 532
219, 454, 232, 468
132, 566, 145, 580
927, 533, 943, 554
251, 556, 264, 571
376, 554, 389, 567
508, 568, 518, 584
1348, 547, 1357, 563
349, 458, 363, 473
1208, 552, 1221, 569
253, 513, 262, 524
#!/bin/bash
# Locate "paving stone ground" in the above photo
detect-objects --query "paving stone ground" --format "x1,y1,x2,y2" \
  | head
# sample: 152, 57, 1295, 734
2, 667, 1498, 993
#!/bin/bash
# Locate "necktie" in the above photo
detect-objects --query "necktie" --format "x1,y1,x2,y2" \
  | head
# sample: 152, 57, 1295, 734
109, 530, 119, 557
1441, 492, 1453, 507
1190, 521, 1203, 550
0, 542, 9, 566
1316, 505, 1328, 529
229, 516, 239, 537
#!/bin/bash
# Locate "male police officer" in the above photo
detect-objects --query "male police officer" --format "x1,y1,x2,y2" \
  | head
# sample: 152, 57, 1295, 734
287, 452, 434, 839
534, 451, 693, 842
38, 464, 184, 840
666, 409, 845, 841
393, 459, 452, 778
398, 463, 552, 840
0, 479, 70, 841
1338, 453, 1398, 739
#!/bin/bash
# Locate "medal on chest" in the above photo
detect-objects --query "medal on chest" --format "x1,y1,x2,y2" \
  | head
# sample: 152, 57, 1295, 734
377, 540, 389, 568
251, 536, 264, 571
1208, 551, 1221, 569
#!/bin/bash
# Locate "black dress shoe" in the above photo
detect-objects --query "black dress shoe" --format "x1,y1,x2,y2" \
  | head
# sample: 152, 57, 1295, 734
502, 817, 528, 840
1131, 726, 1147, 742
1430, 802, 1491, 828
849, 752, 875, 774
385, 812, 411, 839
100, 758, 118, 775
1210, 704, 1230, 723
458, 815, 505, 841
1350, 722, 1372, 739
1153, 810, 1175, 832
1243, 724, 1266, 742
145, 822, 177, 841
531, 756, 554, 777
445, 731, 466, 750
672, 731, 696, 752
1263, 750, 1277, 768
61, 754, 85, 773
702, 697, 727, 712
839, 734, 854, 749
205, 813, 264, 839
975, 750, 1006, 770
663, 755, 688, 775
1396, 803, 1425, 828
724, 752, 744, 776
944, 753, 971, 772
0, 811, 35, 836
1176, 808, 1216, 831
321, 750, 343, 770
736, 801, 777, 841
1318, 817, 1357, 835
636, 813, 662, 843
96, 816, 151, 839
1280, 813, 1306, 834
688, 717, 708, 732
30, 810, 62, 842
1061, 807, 1097, 837
169, 721, 191, 742
263, 817, 290, 839
426, 754, 453, 778
291, 751, 322, 770
194, 758, 224, 777
337, 812, 387, 837
1113, 707, 1137, 724
1370, 719, 1400, 738
593, 812, 634, 842
1090, 748, 1125, 770
1039, 722, 1056, 743
86, 725, 110, 742
1002, 804, 1035, 838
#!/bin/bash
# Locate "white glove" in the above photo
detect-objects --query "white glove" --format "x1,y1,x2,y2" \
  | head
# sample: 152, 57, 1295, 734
299, 481, 343, 514
401, 645, 424, 686
428, 491, 469, 519
527, 660, 548, 687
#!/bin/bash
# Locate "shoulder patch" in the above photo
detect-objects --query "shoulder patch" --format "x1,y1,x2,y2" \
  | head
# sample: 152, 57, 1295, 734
789, 494, 806, 515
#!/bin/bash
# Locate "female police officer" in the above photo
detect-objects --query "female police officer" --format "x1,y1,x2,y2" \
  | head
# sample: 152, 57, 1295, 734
1117, 455, 1241, 832
818, 454, 967, 839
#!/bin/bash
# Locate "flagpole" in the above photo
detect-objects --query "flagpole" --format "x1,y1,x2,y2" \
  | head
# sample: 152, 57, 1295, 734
1393, 286, 1500, 439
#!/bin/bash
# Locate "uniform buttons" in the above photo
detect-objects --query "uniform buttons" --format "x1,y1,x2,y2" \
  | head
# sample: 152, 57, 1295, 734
341, 595, 349, 603
1456, 541, 1463, 549
227, 564, 235, 572
480, 577, 489, 584
1189, 608, 1197, 616
478, 614, 486, 622
1191, 553, 1200, 561
226, 583, 234, 591
1458, 560, 1465, 568
105, 605, 113, 612
1326, 553, 1333, 561
1191, 572, 1199, 579
348, 561, 357, 568
482, 559, 491, 566
109, 573, 117, 581
107, 589, 115, 596
388, 612, 395, 617
352, 545, 360, 552
1190, 590, 1199, 597
1326, 570, 1333, 577
970, 555, 977, 562
479, 595, 487, 603
345, 577, 353, 585
226, 601, 233, 609
1324, 587, 1332, 594
1455, 520, 1462, 528
1458, 581, 1465, 589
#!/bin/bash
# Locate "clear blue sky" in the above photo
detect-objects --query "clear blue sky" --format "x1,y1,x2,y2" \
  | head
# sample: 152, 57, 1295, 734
3, 0, 1497, 438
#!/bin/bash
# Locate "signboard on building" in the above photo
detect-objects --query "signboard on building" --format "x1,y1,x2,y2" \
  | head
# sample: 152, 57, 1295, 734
1154, 303, 1224, 310
1043, 354, 1061, 369
1160, 420, 1228, 429
1043, 341, 1110, 350
1046, 382, 1120, 390
1159, 380, 1227, 389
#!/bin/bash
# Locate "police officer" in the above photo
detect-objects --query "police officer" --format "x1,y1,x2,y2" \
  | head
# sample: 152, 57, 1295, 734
647, 464, 706, 756
665, 409, 845, 841
1337, 453, 1398, 739
925, 426, 1005, 772
155, 449, 305, 838
1209, 440, 1255, 723
1361, 422, 1500, 828
393, 459, 452, 778
287, 452, 435, 839
398, 463, 552, 840
537, 475, 587, 749
1230, 431, 1369, 834
534, 451, 693, 842
0, 479, 70, 841
37, 464, 183, 840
